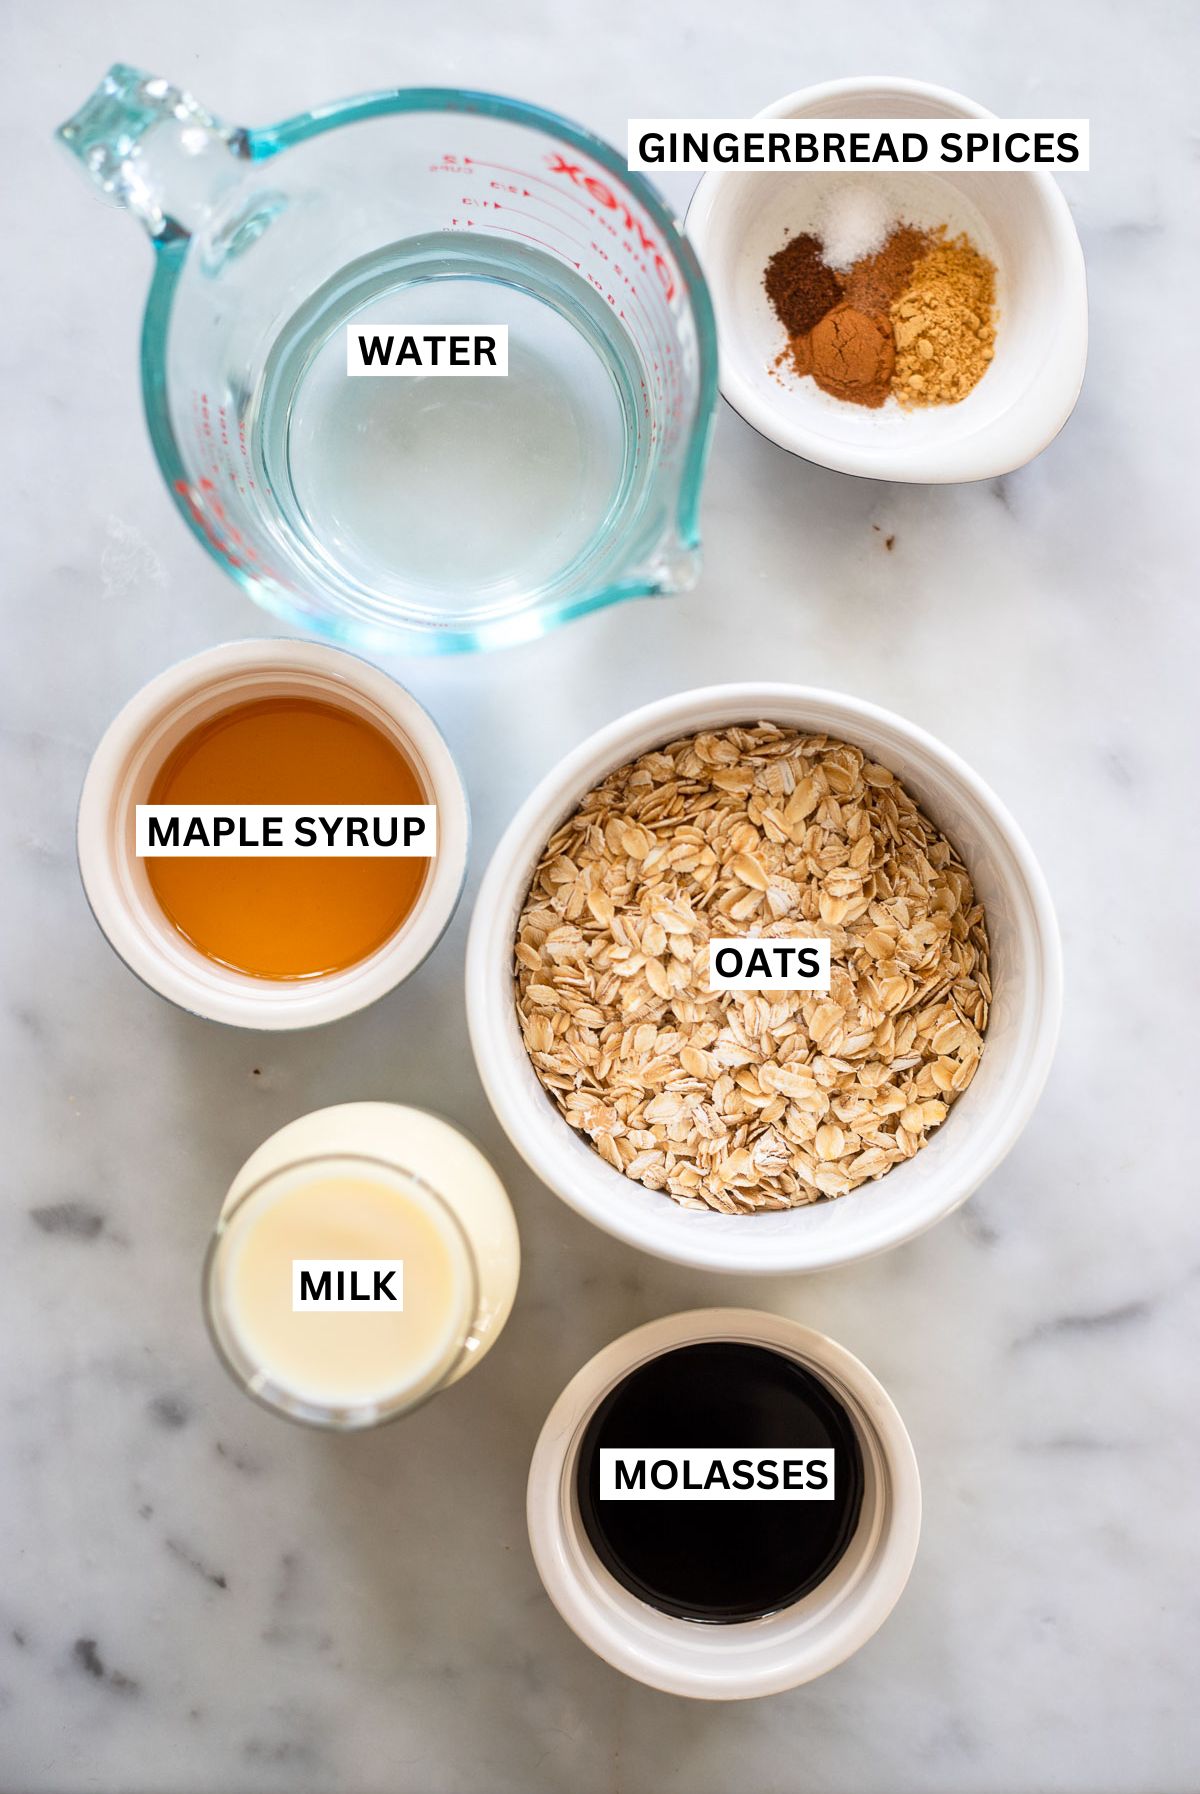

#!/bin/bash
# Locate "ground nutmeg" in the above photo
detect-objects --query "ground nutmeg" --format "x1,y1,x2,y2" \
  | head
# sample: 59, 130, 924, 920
763, 233, 842, 338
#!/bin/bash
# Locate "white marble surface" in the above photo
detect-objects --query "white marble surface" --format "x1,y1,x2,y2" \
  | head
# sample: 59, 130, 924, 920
4, 2, 1198, 1789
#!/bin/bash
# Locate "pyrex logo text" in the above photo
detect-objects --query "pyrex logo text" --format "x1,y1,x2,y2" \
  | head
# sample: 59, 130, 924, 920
546, 155, 676, 301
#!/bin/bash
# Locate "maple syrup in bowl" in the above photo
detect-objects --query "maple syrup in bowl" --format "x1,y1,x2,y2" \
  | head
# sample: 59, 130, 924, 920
77, 641, 469, 1028
145, 693, 430, 981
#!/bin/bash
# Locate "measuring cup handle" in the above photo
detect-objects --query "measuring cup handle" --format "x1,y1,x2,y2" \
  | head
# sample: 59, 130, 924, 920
56, 63, 249, 244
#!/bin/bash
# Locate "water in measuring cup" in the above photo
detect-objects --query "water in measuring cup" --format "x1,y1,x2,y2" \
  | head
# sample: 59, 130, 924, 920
255, 237, 642, 625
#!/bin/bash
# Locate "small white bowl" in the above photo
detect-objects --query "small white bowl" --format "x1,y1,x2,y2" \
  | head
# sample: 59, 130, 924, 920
78, 640, 469, 1029
685, 77, 1088, 482
527, 1309, 921, 1699
465, 683, 1061, 1274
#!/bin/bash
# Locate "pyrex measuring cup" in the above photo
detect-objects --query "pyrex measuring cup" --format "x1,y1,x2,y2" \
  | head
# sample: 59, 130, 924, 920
57, 67, 717, 654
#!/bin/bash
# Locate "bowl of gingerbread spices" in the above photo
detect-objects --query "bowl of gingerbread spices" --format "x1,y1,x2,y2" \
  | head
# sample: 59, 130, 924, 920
685, 77, 1088, 482
465, 684, 1063, 1276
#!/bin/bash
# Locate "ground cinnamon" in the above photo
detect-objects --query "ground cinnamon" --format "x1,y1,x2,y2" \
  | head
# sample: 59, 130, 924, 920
809, 305, 895, 408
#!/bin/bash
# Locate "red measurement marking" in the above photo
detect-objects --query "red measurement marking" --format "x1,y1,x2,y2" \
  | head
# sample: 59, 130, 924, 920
454, 158, 681, 347
485, 223, 581, 267
598, 257, 661, 354
586, 262, 671, 374
493, 204, 590, 257
442, 165, 683, 416
174, 478, 284, 576
462, 158, 596, 212
488, 180, 590, 229
543, 154, 677, 302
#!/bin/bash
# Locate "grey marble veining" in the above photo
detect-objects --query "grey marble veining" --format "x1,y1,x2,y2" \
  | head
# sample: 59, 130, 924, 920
3, 1, 1198, 1789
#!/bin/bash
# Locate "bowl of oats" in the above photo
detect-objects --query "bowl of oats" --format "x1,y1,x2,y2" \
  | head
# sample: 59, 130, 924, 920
466, 685, 1061, 1273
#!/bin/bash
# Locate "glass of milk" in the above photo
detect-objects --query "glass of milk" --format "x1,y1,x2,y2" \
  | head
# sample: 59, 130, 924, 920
203, 1103, 520, 1428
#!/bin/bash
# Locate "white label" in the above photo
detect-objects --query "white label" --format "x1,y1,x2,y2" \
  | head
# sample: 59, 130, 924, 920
599, 1448, 836, 1501
346, 326, 508, 376
292, 1260, 404, 1312
707, 938, 831, 992
628, 119, 1089, 172
135, 805, 437, 857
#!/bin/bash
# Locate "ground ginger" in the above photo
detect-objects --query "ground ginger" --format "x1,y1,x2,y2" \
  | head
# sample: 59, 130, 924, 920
890, 233, 997, 407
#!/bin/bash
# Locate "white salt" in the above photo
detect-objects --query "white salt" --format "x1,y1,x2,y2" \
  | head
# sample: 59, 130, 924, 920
815, 182, 896, 270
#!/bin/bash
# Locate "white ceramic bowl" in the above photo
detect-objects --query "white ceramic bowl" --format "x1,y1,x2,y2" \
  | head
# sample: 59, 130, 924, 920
78, 640, 469, 1029
527, 1309, 921, 1699
466, 683, 1061, 1273
685, 77, 1088, 482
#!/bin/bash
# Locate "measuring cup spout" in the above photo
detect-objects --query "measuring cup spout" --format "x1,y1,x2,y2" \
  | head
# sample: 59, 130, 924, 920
56, 64, 248, 244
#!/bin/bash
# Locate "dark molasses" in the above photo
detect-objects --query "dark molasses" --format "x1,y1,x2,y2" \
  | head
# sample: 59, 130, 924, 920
576, 1340, 864, 1623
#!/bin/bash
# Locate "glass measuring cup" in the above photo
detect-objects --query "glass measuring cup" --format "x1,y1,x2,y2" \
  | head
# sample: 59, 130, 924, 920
57, 66, 718, 654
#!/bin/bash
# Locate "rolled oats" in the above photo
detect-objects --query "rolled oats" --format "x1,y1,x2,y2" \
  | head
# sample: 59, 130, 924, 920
513, 724, 990, 1215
